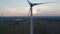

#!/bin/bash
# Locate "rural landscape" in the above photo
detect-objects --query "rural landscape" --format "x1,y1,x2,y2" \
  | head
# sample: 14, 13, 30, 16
0, 0, 60, 34
0, 16, 60, 34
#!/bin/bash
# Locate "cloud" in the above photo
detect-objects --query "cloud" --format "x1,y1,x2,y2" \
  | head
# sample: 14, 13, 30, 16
0, 3, 60, 16
0, 8, 29, 16
33, 5, 60, 16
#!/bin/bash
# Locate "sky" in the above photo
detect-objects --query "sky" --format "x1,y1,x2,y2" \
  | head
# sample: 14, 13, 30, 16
0, 0, 60, 16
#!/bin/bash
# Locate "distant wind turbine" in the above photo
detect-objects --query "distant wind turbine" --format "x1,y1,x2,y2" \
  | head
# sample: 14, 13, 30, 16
27, 0, 59, 34
1, 13, 3, 24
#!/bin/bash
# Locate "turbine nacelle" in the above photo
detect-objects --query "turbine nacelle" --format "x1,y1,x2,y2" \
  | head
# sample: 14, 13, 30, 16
27, 0, 40, 7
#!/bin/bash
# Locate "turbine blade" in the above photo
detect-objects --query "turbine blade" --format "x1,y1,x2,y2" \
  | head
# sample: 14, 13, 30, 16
27, 0, 31, 4
33, 1, 59, 5
28, 9, 31, 16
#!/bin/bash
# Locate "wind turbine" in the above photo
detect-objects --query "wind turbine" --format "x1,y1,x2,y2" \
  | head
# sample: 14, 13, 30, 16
27, 0, 59, 34
1, 13, 3, 24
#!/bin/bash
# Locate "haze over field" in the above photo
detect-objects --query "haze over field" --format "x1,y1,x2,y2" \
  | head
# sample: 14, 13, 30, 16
0, 0, 60, 16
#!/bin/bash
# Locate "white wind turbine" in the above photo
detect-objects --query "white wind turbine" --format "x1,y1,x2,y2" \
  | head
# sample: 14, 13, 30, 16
27, 0, 59, 34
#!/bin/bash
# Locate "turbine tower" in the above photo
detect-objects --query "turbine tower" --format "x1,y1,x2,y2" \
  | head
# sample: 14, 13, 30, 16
27, 0, 59, 34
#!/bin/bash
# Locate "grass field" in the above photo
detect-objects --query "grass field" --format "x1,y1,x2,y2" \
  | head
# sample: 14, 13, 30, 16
0, 21, 60, 34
